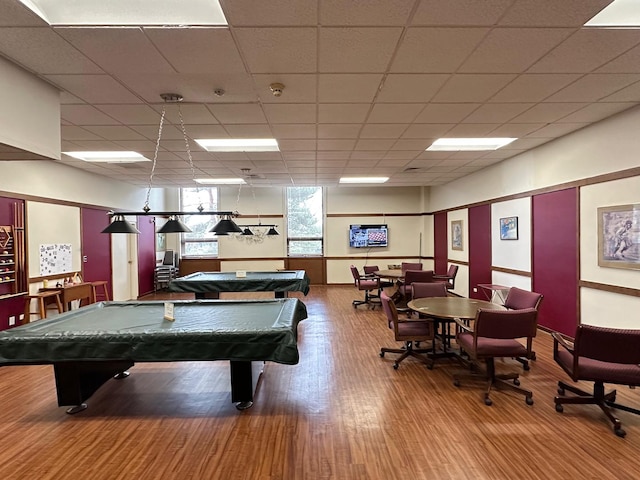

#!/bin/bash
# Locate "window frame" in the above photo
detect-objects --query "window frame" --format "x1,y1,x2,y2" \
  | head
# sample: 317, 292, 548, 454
179, 187, 220, 258
286, 186, 324, 257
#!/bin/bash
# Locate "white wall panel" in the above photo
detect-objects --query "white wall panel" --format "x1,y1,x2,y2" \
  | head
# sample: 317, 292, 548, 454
491, 198, 531, 273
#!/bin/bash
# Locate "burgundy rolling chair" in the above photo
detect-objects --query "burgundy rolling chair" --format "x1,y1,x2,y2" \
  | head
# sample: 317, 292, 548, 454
433, 264, 458, 291
400, 270, 435, 301
379, 291, 434, 370
349, 265, 380, 309
401, 262, 423, 274
553, 325, 640, 437
453, 308, 538, 406
363, 265, 393, 290
504, 287, 543, 370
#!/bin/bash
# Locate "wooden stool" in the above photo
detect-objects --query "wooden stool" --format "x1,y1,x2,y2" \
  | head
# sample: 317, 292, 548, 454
91, 280, 110, 303
24, 291, 63, 323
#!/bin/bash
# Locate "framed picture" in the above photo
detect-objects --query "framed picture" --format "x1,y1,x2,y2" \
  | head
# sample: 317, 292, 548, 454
598, 204, 640, 270
451, 220, 463, 251
156, 233, 166, 252
499, 216, 519, 240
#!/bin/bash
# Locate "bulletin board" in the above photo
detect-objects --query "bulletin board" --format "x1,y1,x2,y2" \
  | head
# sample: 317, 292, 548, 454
27, 201, 81, 278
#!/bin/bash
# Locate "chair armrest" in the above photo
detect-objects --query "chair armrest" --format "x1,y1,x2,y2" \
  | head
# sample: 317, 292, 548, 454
453, 317, 472, 334
432, 274, 450, 280
551, 331, 574, 353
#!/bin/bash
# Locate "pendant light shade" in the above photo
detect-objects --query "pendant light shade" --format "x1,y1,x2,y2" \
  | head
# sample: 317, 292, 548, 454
267, 227, 279, 236
157, 215, 192, 233
210, 215, 243, 235
242, 227, 254, 236
101, 215, 141, 234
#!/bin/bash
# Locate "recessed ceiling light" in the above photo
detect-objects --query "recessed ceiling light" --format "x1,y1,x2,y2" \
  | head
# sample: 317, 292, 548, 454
339, 177, 389, 184
195, 178, 246, 185
426, 138, 517, 151
585, 0, 640, 27
63, 151, 149, 163
194, 139, 279, 152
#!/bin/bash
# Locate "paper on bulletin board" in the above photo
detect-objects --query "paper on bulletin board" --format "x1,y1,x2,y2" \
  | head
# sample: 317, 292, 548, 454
39, 243, 72, 276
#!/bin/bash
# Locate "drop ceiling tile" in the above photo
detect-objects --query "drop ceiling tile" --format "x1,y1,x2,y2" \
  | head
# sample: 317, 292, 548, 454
446, 123, 502, 136
223, 0, 317, 25
208, 104, 267, 124
360, 124, 408, 138
278, 139, 317, 151
384, 151, 422, 160
559, 103, 635, 123
44, 74, 142, 103
234, 28, 317, 73
487, 123, 546, 137
318, 104, 370, 123
350, 150, 387, 159
144, 27, 245, 74
596, 44, 640, 73
412, 0, 512, 25
544, 74, 640, 102
60, 126, 103, 141
66, 140, 125, 149
61, 105, 120, 125
507, 138, 555, 149
511, 103, 586, 123
282, 151, 316, 160
246, 152, 283, 161
263, 104, 316, 123
253, 74, 317, 103
0, 28, 103, 74
221, 124, 272, 138
432, 74, 517, 102
168, 124, 228, 139
287, 160, 316, 167
317, 139, 356, 151
463, 103, 535, 123
318, 74, 383, 102
317, 124, 362, 139
598, 82, 640, 102
56, 27, 175, 74
377, 74, 450, 103
319, 28, 402, 72
317, 153, 349, 161
367, 103, 424, 123
401, 124, 454, 138
413, 103, 480, 123
97, 105, 162, 125
84, 125, 148, 140
391, 28, 488, 73
271, 124, 317, 139
498, 0, 613, 27
459, 28, 573, 73
526, 123, 588, 138
320, 0, 413, 25
391, 139, 432, 150
489, 74, 582, 102
527, 29, 640, 73
353, 139, 395, 150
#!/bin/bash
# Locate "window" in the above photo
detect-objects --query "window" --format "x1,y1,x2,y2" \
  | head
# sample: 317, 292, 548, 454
287, 186, 323, 255
180, 187, 219, 256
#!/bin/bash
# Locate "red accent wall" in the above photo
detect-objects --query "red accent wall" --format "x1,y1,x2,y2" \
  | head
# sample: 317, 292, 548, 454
433, 212, 448, 275
532, 188, 578, 336
468, 204, 492, 300
80, 208, 112, 300
0, 196, 26, 331
137, 217, 156, 297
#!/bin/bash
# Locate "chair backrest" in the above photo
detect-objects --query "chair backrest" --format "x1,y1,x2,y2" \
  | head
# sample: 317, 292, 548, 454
574, 324, 640, 365
363, 265, 379, 275
401, 262, 423, 273
446, 264, 458, 279
380, 291, 397, 330
162, 250, 175, 266
504, 287, 543, 310
349, 265, 361, 282
474, 308, 538, 340
412, 281, 448, 299
403, 269, 434, 285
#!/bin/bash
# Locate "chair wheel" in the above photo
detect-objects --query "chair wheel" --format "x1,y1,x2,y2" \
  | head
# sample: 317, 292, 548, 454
393, 363, 399, 370
513, 378, 520, 386
555, 403, 563, 413
484, 397, 493, 406
453, 379, 460, 387
526, 396, 534, 406
615, 427, 627, 438
557, 388, 565, 396
426, 364, 433, 370
379, 352, 385, 358
523, 364, 530, 371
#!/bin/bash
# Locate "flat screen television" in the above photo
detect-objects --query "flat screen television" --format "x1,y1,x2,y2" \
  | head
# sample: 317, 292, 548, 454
349, 224, 388, 248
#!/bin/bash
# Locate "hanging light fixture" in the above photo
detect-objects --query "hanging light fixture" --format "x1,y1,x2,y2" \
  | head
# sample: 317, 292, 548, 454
102, 93, 241, 234
231, 169, 279, 242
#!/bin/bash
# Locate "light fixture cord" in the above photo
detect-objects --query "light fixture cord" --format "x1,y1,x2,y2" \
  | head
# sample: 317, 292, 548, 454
178, 105, 203, 212
144, 105, 166, 212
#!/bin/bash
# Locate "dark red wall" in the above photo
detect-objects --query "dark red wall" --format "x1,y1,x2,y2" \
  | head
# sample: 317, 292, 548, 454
532, 188, 578, 336
81, 208, 112, 300
137, 217, 156, 297
433, 212, 448, 275
468, 204, 492, 300
0, 196, 26, 330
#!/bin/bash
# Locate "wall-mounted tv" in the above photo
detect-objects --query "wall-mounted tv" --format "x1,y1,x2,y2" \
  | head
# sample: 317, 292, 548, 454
349, 224, 388, 248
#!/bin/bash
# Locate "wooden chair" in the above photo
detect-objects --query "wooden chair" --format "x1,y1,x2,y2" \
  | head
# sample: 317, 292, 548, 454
553, 325, 640, 438
453, 308, 538, 406
379, 291, 434, 370
24, 291, 63, 323
350, 265, 380, 309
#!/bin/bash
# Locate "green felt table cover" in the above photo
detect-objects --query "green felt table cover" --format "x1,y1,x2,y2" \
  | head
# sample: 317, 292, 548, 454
168, 270, 311, 295
0, 299, 307, 365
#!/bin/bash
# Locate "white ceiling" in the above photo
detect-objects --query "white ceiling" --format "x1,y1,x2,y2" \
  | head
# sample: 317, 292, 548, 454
1, 0, 639, 188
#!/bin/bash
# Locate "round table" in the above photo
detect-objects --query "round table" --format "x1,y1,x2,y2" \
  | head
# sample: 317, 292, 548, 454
407, 297, 506, 361
372, 269, 404, 279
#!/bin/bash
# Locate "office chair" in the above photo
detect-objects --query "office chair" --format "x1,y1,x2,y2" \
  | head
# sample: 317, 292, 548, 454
363, 265, 393, 290
350, 265, 380, 309
503, 287, 543, 370
401, 262, 423, 274
379, 291, 434, 370
553, 324, 640, 437
400, 269, 435, 301
453, 308, 538, 406
433, 264, 458, 290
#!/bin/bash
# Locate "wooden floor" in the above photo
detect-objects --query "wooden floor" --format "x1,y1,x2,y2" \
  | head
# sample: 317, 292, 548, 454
1, 285, 639, 479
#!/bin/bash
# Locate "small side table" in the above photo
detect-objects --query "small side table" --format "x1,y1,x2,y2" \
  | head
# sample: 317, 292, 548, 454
477, 284, 510, 305
24, 291, 63, 323
91, 280, 110, 303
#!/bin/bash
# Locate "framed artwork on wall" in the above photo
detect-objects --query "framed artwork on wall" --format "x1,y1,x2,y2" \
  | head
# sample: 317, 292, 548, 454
499, 216, 519, 240
451, 220, 463, 251
598, 204, 640, 270
156, 233, 166, 252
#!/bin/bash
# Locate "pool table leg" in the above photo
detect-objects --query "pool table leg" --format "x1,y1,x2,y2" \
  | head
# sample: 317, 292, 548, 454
229, 360, 264, 410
